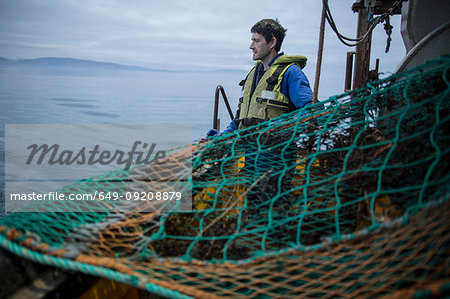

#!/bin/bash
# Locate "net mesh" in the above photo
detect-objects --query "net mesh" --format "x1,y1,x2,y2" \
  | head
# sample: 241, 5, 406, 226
1, 56, 449, 298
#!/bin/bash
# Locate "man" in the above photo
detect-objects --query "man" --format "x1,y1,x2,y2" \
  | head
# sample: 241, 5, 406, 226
207, 19, 313, 238
207, 18, 313, 135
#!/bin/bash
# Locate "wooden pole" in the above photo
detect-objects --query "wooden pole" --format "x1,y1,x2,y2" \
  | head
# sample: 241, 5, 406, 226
312, 4, 326, 104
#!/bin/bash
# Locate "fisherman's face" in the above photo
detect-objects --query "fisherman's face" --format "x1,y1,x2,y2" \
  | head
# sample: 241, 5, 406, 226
250, 32, 274, 61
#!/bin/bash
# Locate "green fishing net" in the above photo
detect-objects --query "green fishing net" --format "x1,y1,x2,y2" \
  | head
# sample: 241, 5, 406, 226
1, 56, 449, 298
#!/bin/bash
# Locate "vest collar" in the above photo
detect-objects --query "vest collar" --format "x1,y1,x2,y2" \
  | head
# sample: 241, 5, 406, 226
268, 52, 284, 67
254, 52, 285, 69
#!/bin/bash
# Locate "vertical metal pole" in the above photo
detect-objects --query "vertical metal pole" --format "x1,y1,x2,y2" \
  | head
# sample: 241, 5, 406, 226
213, 87, 220, 130
352, 7, 373, 89
345, 51, 355, 91
213, 85, 234, 130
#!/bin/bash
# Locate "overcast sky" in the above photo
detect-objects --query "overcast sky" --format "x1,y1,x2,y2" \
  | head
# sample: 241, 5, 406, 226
0, 0, 407, 99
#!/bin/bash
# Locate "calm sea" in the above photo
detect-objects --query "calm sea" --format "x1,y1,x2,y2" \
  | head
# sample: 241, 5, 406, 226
0, 67, 244, 215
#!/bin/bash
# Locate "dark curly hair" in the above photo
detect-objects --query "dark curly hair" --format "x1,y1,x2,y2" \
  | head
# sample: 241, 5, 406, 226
251, 19, 287, 52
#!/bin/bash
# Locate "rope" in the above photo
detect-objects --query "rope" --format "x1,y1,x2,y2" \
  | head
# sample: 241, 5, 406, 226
322, 0, 378, 47
322, 0, 407, 50
312, 4, 326, 104
0, 234, 194, 299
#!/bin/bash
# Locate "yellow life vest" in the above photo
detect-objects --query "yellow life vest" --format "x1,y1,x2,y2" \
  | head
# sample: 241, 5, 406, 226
237, 55, 307, 128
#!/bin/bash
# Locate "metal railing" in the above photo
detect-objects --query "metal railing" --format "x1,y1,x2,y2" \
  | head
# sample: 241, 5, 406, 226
213, 85, 234, 130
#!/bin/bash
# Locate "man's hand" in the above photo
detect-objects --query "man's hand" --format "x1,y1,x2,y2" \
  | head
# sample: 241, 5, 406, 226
206, 129, 222, 138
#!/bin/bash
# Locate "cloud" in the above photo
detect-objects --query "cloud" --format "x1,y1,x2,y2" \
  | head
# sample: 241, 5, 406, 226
0, 0, 407, 98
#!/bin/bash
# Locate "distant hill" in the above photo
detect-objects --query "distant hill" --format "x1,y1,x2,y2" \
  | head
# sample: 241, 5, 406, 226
0, 57, 13, 65
0, 57, 174, 73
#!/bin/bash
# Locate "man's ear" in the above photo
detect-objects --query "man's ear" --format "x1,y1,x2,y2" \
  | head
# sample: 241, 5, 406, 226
269, 36, 277, 51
